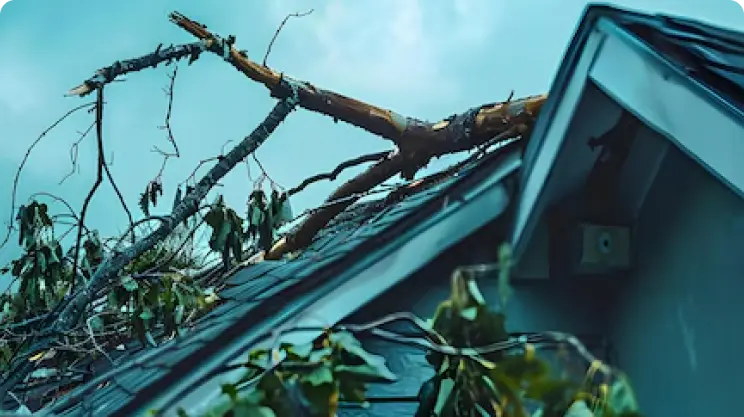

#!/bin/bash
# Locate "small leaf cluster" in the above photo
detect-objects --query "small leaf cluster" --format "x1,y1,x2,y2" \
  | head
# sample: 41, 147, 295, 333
0, 202, 70, 317
194, 330, 396, 417
106, 272, 217, 348
204, 190, 293, 268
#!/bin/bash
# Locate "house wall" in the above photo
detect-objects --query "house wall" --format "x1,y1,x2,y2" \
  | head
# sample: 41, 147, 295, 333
611, 146, 744, 416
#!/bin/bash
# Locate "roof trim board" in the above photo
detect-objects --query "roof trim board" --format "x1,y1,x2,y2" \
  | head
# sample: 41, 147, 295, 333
589, 17, 744, 199
511, 16, 607, 259
512, 4, 744, 259
144, 151, 522, 416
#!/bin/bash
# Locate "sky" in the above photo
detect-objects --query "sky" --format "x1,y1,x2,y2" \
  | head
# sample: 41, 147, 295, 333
0, 0, 742, 284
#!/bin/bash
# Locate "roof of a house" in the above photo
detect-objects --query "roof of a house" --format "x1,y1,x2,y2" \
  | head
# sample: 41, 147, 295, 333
32, 4, 744, 416
39, 144, 521, 417
514, 3, 744, 255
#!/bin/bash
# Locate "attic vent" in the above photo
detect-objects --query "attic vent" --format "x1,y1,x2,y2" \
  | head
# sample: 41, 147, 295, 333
549, 220, 634, 278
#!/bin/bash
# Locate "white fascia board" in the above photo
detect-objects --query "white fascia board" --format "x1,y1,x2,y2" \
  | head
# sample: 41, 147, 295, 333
589, 18, 744, 200
161, 153, 522, 416
511, 28, 608, 258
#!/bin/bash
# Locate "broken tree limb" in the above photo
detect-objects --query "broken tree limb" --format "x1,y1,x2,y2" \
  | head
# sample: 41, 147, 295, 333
67, 42, 207, 97
0, 84, 301, 403
267, 151, 406, 259
266, 126, 527, 260
168, 11, 547, 175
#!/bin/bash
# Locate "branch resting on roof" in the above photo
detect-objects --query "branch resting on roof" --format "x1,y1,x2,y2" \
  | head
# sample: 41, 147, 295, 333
165, 11, 546, 257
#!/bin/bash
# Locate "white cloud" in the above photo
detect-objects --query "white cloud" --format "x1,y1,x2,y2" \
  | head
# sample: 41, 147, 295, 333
264, 0, 504, 109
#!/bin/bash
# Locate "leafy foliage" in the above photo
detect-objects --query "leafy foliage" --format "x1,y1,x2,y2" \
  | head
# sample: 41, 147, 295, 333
414, 248, 644, 417
0, 199, 216, 373
192, 330, 396, 417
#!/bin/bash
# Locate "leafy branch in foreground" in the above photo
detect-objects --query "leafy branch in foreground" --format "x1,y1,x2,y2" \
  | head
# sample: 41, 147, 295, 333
415, 245, 642, 417
0, 83, 302, 403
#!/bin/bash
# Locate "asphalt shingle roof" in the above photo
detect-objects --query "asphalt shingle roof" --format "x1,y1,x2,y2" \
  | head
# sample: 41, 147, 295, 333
43, 146, 513, 416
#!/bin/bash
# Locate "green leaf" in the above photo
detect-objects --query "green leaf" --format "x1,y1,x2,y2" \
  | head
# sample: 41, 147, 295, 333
460, 306, 478, 321
145, 331, 158, 347
434, 378, 455, 416
607, 374, 640, 414
303, 365, 334, 386
221, 383, 238, 402
139, 307, 154, 321
121, 276, 139, 292
88, 316, 105, 332
334, 363, 397, 383
174, 304, 185, 325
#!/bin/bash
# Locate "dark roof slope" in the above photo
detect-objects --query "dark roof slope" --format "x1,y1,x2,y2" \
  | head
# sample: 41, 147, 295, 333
42, 145, 520, 417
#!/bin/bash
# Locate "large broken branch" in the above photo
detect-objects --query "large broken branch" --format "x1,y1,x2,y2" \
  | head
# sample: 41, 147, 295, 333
168, 12, 546, 173
0, 86, 301, 402
64, 10, 546, 262
164, 11, 547, 257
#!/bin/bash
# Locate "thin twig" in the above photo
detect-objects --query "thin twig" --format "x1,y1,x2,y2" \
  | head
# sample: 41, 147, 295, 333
103, 160, 135, 244
263, 9, 314, 67
153, 66, 181, 180
251, 153, 282, 189
71, 89, 106, 289
59, 122, 96, 185
288, 151, 390, 196
0, 102, 96, 251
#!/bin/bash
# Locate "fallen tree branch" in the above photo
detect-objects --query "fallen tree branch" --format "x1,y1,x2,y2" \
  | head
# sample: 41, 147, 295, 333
0, 83, 301, 403
287, 151, 390, 196
168, 11, 546, 174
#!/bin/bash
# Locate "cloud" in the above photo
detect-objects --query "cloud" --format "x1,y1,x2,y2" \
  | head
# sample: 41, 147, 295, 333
264, 0, 505, 110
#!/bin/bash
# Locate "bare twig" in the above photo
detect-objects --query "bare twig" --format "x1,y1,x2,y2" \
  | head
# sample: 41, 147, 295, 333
288, 151, 389, 196
59, 122, 96, 185
103, 159, 135, 244
153, 66, 181, 180
71, 89, 106, 289
0, 102, 96, 251
251, 153, 282, 189
263, 9, 314, 67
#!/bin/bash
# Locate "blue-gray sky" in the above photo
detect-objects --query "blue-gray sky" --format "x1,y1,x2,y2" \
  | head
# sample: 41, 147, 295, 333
0, 0, 742, 282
